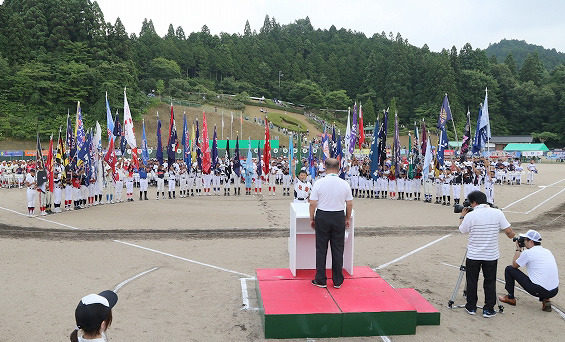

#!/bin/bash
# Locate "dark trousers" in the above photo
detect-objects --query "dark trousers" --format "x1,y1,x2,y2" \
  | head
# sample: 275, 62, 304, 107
504, 265, 559, 299
466, 258, 497, 311
314, 210, 346, 286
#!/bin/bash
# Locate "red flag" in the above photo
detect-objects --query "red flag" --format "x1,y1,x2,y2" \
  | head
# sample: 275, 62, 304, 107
46, 135, 54, 192
263, 119, 271, 174
358, 104, 365, 148
201, 111, 211, 174
131, 147, 139, 169
104, 138, 117, 175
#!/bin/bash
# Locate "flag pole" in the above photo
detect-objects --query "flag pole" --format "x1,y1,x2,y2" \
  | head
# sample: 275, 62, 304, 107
485, 88, 490, 159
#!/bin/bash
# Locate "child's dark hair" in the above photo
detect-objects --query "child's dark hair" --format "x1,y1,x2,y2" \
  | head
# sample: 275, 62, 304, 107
70, 306, 112, 342
298, 170, 307, 176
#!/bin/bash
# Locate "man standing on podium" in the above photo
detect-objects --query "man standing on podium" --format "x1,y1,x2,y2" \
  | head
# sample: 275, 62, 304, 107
309, 158, 353, 289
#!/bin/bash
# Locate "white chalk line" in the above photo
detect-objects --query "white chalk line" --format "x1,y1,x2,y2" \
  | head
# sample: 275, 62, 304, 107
524, 187, 565, 214
114, 240, 252, 278
114, 267, 159, 292
380, 336, 392, 342
0, 206, 84, 230
502, 178, 565, 210
1, 205, 254, 278
240, 277, 260, 311
374, 234, 452, 270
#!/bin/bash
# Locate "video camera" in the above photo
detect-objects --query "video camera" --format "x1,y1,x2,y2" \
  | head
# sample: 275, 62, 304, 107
454, 199, 473, 214
513, 236, 526, 248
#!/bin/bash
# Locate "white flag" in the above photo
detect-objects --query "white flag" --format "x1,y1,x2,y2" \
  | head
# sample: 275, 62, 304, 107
423, 137, 432, 179
94, 121, 102, 152
123, 88, 137, 148
345, 108, 351, 160
479, 88, 491, 139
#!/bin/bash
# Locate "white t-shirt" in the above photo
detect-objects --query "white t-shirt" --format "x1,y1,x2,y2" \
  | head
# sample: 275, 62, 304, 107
516, 246, 559, 290
459, 204, 511, 261
310, 173, 353, 211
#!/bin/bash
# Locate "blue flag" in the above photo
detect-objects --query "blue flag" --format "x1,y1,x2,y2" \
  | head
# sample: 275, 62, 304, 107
472, 107, 483, 154
370, 118, 380, 181
105, 93, 114, 142
182, 114, 190, 166
437, 127, 449, 166
142, 120, 149, 166
288, 134, 294, 165
156, 118, 163, 165
308, 142, 315, 179
438, 94, 452, 131
337, 135, 345, 179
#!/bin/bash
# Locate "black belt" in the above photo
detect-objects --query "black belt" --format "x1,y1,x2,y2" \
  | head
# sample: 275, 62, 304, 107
297, 197, 305, 200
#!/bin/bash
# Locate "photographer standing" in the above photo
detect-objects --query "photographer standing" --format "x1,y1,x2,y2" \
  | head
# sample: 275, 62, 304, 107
499, 230, 559, 312
459, 190, 516, 317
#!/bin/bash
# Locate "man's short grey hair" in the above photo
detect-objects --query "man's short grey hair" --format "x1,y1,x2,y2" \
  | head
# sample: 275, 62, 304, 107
325, 158, 339, 171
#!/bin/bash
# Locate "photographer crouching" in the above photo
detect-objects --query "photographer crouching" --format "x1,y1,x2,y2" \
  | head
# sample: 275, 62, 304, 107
498, 230, 559, 312
458, 190, 517, 318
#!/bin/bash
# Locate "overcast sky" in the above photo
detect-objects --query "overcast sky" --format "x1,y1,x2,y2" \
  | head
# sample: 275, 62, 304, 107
91, 0, 565, 53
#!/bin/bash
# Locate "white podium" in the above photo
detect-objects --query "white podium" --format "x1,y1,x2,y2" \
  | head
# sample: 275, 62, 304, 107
289, 203, 354, 277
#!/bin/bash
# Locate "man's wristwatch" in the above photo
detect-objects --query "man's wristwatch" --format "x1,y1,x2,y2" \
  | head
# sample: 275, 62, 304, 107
459, 216, 465, 219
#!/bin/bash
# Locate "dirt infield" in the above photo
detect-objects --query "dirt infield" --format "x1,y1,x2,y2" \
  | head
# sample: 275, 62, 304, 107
1, 164, 564, 341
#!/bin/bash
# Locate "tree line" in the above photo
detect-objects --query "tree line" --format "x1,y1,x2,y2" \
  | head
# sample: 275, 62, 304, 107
0, 0, 563, 147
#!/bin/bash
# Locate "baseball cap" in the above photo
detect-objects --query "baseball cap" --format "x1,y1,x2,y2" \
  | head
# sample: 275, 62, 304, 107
75, 290, 118, 330
519, 230, 542, 242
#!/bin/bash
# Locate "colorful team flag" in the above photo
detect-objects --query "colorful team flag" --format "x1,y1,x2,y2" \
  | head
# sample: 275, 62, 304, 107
421, 119, 427, 157
246, 138, 253, 176
263, 119, 271, 174
370, 118, 380, 181
337, 135, 345, 179
105, 92, 114, 142
308, 142, 315, 179
377, 110, 388, 167
460, 110, 471, 161
350, 103, 357, 152
233, 136, 241, 177
166, 104, 177, 166
257, 141, 262, 177
156, 116, 163, 165
393, 112, 401, 178
201, 112, 211, 174
66, 111, 74, 160
46, 134, 54, 192
142, 119, 149, 166
358, 103, 365, 148
212, 125, 219, 171
196, 118, 202, 170
104, 137, 117, 176
182, 114, 190, 167
123, 89, 138, 167
75, 102, 87, 163
345, 108, 351, 161
437, 94, 452, 131
423, 136, 433, 179
56, 126, 67, 167
225, 138, 232, 176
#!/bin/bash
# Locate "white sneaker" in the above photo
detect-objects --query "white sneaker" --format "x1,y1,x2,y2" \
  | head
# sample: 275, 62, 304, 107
41, 211, 47, 216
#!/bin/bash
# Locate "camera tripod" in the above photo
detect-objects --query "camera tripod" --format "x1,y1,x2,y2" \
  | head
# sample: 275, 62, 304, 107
447, 250, 504, 313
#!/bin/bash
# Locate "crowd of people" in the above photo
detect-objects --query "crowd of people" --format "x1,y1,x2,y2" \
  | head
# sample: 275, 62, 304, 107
1, 150, 539, 218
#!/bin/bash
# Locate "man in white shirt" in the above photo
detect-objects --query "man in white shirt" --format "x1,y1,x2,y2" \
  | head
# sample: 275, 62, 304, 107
499, 230, 559, 312
459, 190, 516, 318
309, 158, 353, 289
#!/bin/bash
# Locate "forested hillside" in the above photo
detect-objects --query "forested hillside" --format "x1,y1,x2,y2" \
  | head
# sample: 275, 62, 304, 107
0, 0, 564, 146
486, 39, 565, 71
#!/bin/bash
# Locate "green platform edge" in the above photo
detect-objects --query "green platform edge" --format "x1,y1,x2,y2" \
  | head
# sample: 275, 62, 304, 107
256, 277, 342, 338
416, 312, 441, 326
341, 311, 417, 336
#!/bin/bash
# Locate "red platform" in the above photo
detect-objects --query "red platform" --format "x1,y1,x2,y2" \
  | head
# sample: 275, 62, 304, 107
256, 267, 439, 338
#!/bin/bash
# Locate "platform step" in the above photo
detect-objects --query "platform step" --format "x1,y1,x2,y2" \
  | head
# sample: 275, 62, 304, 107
396, 288, 441, 325
256, 268, 425, 338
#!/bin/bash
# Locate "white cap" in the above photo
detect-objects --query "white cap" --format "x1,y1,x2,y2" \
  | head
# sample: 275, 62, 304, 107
519, 229, 542, 242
